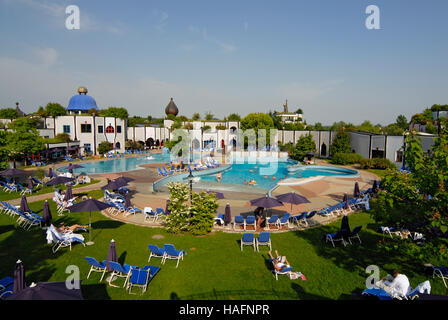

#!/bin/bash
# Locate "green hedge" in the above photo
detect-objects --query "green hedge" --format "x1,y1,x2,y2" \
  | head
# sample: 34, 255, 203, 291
360, 158, 396, 170
331, 152, 363, 165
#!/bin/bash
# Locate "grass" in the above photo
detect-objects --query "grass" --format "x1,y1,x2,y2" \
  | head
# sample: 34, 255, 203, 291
0, 180, 100, 201
1, 190, 446, 300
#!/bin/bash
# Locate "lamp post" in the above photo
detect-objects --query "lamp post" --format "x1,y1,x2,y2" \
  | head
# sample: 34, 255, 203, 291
188, 169, 194, 202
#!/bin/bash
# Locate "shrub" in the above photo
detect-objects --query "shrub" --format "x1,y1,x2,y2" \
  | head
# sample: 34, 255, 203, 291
360, 158, 396, 170
98, 141, 113, 154
331, 152, 363, 165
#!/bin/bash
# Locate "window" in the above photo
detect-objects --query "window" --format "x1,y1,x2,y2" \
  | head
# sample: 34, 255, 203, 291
98, 125, 103, 134
84, 143, 91, 153
81, 124, 92, 133
116, 125, 122, 133
396, 151, 403, 163
63, 125, 70, 134
115, 142, 121, 149
105, 125, 114, 133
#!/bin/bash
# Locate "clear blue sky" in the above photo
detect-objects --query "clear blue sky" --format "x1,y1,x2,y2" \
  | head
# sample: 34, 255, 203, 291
0, 0, 447, 125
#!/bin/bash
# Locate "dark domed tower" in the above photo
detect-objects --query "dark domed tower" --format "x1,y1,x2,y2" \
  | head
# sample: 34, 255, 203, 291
165, 97, 179, 117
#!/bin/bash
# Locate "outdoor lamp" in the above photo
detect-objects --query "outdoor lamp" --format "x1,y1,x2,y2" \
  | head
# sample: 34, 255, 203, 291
188, 169, 194, 201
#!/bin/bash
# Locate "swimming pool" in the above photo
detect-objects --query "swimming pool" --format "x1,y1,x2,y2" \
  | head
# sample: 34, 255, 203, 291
58, 153, 173, 174
198, 160, 358, 190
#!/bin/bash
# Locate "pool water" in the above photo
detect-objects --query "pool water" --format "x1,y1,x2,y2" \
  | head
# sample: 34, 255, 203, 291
58, 153, 173, 174
200, 160, 358, 190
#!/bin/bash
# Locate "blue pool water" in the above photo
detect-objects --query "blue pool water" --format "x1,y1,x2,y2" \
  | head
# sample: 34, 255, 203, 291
58, 153, 173, 174
200, 160, 358, 190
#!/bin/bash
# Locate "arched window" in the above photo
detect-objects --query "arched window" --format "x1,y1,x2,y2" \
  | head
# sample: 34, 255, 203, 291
230, 126, 237, 133
321, 143, 327, 157
115, 142, 121, 149
105, 125, 114, 133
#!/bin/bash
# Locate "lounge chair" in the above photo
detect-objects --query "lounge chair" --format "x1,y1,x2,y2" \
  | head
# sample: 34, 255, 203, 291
245, 215, 256, 230
127, 265, 160, 294
269, 257, 294, 280
106, 261, 133, 288
276, 213, 290, 229
292, 212, 308, 227
153, 208, 167, 222
256, 232, 272, 251
325, 230, 348, 247
266, 215, 279, 230
214, 214, 224, 226
0, 276, 13, 291
148, 244, 166, 263
85, 257, 108, 282
32, 177, 44, 188
347, 226, 362, 244
163, 244, 186, 268
143, 207, 157, 222
240, 233, 256, 251
0, 284, 14, 299
158, 167, 167, 176
233, 216, 245, 230
432, 266, 448, 288
49, 228, 85, 253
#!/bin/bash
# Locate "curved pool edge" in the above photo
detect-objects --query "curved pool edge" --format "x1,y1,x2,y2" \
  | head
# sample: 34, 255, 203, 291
152, 164, 233, 192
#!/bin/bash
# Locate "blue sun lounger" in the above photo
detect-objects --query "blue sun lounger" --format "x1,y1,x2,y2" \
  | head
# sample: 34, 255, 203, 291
163, 244, 186, 268
85, 257, 108, 282
256, 232, 272, 251
240, 233, 256, 251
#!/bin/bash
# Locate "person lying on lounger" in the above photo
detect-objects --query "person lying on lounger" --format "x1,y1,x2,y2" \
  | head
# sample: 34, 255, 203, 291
56, 222, 88, 233
374, 269, 411, 297
268, 250, 291, 271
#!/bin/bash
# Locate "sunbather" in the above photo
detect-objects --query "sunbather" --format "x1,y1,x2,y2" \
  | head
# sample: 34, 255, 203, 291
56, 222, 88, 233
268, 250, 291, 272
374, 270, 411, 297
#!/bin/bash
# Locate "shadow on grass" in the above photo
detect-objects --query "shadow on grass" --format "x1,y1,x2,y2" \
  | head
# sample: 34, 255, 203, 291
81, 283, 111, 300
294, 214, 424, 278
0, 222, 60, 283
173, 288, 303, 300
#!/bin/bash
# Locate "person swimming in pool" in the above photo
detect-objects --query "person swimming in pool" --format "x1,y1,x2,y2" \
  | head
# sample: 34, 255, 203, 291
243, 180, 248, 184
216, 172, 222, 182
249, 169, 253, 172
272, 176, 277, 180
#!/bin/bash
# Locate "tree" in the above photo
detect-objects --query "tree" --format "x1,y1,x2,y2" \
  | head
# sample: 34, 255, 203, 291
382, 124, 404, 136
87, 108, 100, 116
371, 121, 448, 256
45, 102, 67, 117
205, 112, 214, 121
396, 115, 409, 131
0, 131, 9, 170
290, 134, 316, 161
314, 122, 324, 131
226, 113, 241, 121
97, 141, 113, 154
0, 108, 19, 119
100, 107, 128, 119
4, 117, 45, 167
192, 113, 201, 121
165, 182, 190, 233
177, 115, 189, 122
36, 106, 47, 117
295, 108, 303, 114
188, 191, 219, 235
357, 120, 382, 134
241, 113, 275, 147
330, 130, 351, 156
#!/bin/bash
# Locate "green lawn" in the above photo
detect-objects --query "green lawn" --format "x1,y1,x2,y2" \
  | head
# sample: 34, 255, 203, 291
0, 180, 100, 201
0, 191, 446, 300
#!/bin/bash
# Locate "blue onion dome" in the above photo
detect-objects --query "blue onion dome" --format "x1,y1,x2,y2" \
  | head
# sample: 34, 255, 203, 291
67, 87, 98, 112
